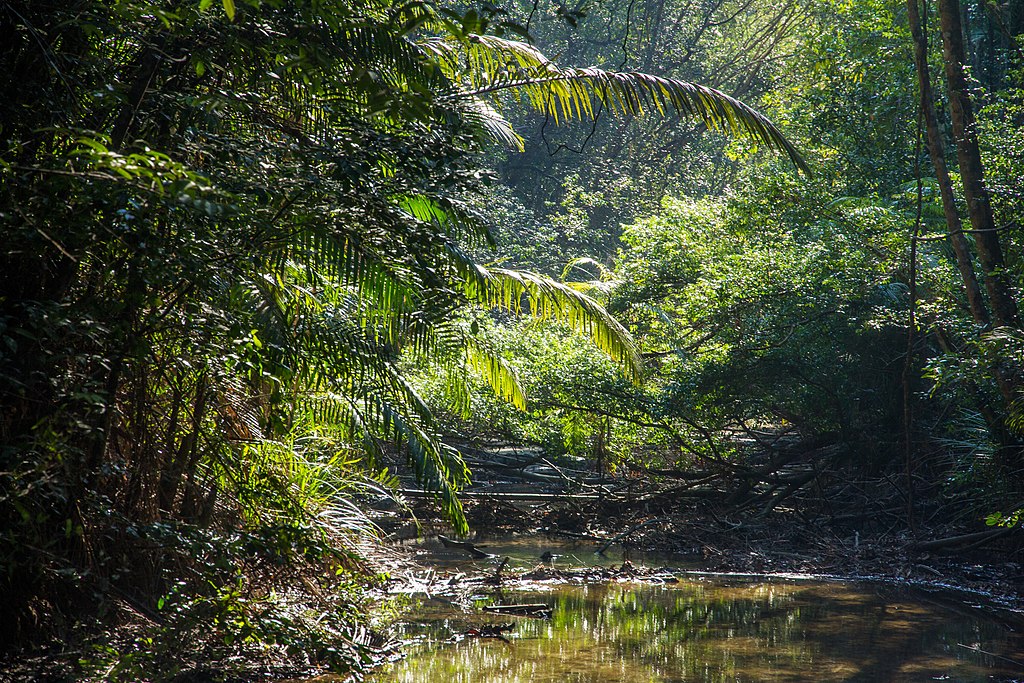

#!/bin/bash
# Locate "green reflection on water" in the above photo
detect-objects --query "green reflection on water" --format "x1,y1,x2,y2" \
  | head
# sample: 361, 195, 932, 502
371, 579, 1024, 683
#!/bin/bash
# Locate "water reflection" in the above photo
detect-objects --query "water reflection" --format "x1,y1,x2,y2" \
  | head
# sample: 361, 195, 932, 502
372, 579, 1024, 682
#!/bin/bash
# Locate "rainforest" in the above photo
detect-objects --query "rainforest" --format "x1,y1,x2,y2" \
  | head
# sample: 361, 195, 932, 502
0, 0, 1022, 680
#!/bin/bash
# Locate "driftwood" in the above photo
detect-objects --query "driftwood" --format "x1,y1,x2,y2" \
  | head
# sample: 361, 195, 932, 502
437, 534, 491, 559
483, 603, 553, 618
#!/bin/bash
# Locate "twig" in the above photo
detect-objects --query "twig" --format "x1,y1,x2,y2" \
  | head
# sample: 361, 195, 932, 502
483, 603, 552, 618
545, 528, 604, 542
957, 643, 1024, 667
911, 527, 1013, 552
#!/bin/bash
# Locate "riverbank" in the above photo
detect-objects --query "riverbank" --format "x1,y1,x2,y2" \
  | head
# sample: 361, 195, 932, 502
396, 494, 1024, 615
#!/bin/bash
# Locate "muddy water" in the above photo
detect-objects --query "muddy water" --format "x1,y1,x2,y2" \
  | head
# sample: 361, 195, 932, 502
372, 542, 1024, 682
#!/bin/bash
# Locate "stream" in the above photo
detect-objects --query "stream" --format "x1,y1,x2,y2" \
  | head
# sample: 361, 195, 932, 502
367, 538, 1024, 682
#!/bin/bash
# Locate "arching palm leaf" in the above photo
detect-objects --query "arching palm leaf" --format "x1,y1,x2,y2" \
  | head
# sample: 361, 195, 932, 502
466, 338, 528, 411
427, 34, 809, 172
465, 267, 646, 383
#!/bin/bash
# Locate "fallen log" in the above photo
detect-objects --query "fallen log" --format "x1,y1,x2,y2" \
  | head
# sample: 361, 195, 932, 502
910, 527, 1014, 552
437, 534, 492, 559
754, 471, 817, 517
483, 603, 553, 618
401, 489, 601, 501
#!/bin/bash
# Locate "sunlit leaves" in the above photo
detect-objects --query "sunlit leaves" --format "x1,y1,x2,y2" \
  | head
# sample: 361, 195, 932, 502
467, 339, 528, 411
0, 0, 803, 554
464, 267, 645, 383
424, 33, 808, 172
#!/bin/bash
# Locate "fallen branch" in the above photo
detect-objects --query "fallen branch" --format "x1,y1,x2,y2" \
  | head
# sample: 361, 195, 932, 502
597, 517, 662, 555
957, 643, 1024, 667
483, 603, 553, 618
538, 457, 615, 492
401, 489, 601, 501
910, 527, 1013, 552
437, 534, 492, 559
754, 471, 816, 517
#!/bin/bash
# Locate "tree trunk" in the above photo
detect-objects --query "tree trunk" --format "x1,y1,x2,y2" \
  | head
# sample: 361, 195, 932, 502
906, 0, 989, 327
937, 0, 1020, 329
911, 0, 1020, 469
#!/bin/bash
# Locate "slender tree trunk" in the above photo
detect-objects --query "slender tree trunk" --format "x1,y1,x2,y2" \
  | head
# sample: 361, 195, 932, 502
903, 101, 923, 535
910, 0, 1021, 472
906, 0, 989, 327
110, 43, 164, 150
938, 0, 1020, 329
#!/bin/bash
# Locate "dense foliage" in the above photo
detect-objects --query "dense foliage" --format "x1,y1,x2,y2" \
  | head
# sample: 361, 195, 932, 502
0, 0, 804, 678
421, 0, 1023, 529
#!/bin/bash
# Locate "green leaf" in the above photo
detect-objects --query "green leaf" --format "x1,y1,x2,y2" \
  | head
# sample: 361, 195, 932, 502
222, 0, 235, 21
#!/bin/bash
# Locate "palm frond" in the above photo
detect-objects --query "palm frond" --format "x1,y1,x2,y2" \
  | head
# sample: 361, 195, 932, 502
560, 257, 616, 283
397, 193, 497, 248
499, 68, 808, 172
467, 338, 528, 411
377, 401, 469, 533
560, 257, 619, 295
305, 389, 469, 534
460, 96, 525, 152
429, 34, 808, 172
465, 267, 645, 382
423, 33, 551, 80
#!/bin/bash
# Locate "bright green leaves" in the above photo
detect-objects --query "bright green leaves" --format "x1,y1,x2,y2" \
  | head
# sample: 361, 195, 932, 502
986, 509, 1023, 528
467, 339, 528, 411
397, 194, 495, 248
603, 182, 912, 460
465, 267, 645, 384
71, 137, 210, 193
198, 0, 235, 21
